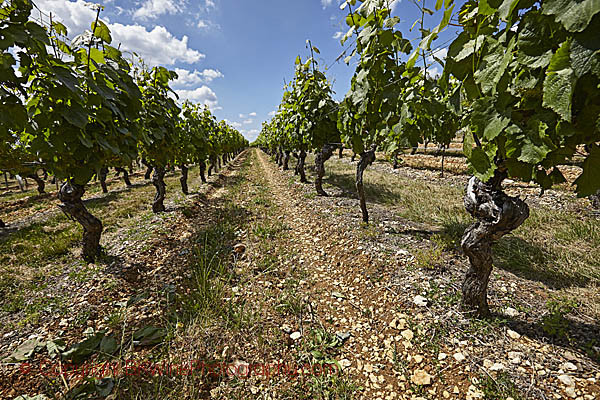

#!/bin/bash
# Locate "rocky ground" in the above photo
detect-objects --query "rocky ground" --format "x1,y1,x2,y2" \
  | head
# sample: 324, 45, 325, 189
0, 149, 598, 399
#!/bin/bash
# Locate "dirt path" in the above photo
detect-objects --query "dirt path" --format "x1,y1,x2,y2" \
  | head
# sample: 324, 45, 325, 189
246, 149, 599, 399
2, 149, 598, 399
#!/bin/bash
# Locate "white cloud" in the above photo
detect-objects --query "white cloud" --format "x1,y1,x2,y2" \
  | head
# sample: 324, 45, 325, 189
205, 0, 216, 10
133, 0, 183, 20
248, 112, 257, 117
197, 19, 220, 30
33, 0, 98, 36
268, 110, 277, 117
110, 23, 204, 65
243, 119, 253, 124
240, 129, 260, 142
175, 86, 219, 109
34, 0, 204, 66
224, 119, 243, 129
172, 68, 224, 88
332, 31, 343, 39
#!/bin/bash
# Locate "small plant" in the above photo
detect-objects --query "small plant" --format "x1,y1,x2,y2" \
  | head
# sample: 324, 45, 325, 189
413, 245, 443, 270
541, 296, 578, 340
478, 372, 523, 400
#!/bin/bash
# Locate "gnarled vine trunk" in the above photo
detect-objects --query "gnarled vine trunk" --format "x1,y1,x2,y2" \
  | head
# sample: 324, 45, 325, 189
283, 150, 291, 170
0, 219, 5, 228
142, 159, 153, 180
356, 146, 376, 223
115, 167, 131, 187
180, 165, 189, 195
152, 166, 167, 213
99, 168, 108, 194
590, 190, 600, 209
315, 144, 336, 196
199, 160, 207, 183
461, 172, 529, 317
338, 145, 343, 159
208, 156, 217, 176
58, 182, 103, 262
28, 173, 45, 194
297, 149, 307, 183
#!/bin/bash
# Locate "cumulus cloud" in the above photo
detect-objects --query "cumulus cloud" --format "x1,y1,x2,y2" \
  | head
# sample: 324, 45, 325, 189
175, 86, 219, 109
268, 110, 277, 117
332, 31, 343, 40
173, 68, 224, 88
224, 119, 243, 129
248, 112, 257, 117
110, 23, 204, 65
133, 0, 183, 20
34, 0, 204, 66
240, 129, 260, 142
243, 119, 253, 124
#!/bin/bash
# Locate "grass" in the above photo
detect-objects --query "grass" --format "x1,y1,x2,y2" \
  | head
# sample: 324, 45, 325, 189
305, 154, 600, 317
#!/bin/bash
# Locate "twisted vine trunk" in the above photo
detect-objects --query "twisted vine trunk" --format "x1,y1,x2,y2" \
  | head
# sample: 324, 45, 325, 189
351, 153, 356, 162
152, 166, 167, 213
338, 145, 343, 159
142, 159, 153, 180
590, 190, 600, 209
99, 168, 108, 194
199, 160, 207, 183
208, 156, 217, 176
461, 172, 529, 317
115, 167, 132, 187
0, 219, 4, 228
315, 144, 336, 196
293, 153, 300, 176
356, 147, 376, 223
218, 156, 222, 170
283, 150, 291, 170
180, 165, 189, 195
28, 173, 45, 194
58, 182, 103, 262
298, 150, 307, 183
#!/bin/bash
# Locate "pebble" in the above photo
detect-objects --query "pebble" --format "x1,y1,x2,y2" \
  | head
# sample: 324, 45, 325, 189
413, 295, 428, 307
290, 331, 302, 340
411, 369, 432, 386
453, 352, 466, 362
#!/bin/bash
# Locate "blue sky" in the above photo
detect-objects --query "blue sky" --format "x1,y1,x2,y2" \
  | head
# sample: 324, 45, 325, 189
34, 0, 461, 142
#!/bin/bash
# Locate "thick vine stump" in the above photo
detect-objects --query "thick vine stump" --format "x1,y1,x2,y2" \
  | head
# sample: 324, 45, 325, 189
58, 182, 103, 262
356, 147, 376, 223
152, 166, 167, 213
115, 167, 132, 186
0, 219, 5, 228
199, 160, 207, 183
283, 150, 290, 170
298, 150, 307, 183
142, 159, 153, 180
28, 173, 45, 194
461, 173, 529, 317
99, 168, 108, 193
315, 144, 336, 196
180, 165, 189, 194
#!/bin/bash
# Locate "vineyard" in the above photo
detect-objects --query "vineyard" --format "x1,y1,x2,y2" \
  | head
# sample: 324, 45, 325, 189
1, 0, 600, 399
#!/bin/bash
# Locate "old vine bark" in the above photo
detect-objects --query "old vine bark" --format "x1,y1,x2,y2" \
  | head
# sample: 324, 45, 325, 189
115, 167, 132, 187
99, 168, 108, 193
28, 173, 45, 194
180, 165, 189, 195
356, 146, 376, 223
58, 182, 103, 262
315, 144, 336, 196
283, 150, 290, 170
461, 171, 529, 317
297, 150, 307, 183
152, 166, 167, 213
199, 160, 207, 183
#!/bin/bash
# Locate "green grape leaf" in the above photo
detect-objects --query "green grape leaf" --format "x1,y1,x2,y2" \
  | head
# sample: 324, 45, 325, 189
542, 0, 600, 32
543, 40, 575, 122
573, 144, 600, 196
471, 97, 510, 141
